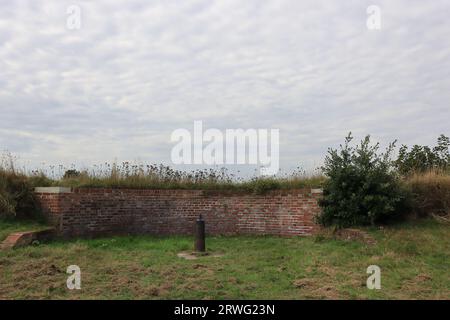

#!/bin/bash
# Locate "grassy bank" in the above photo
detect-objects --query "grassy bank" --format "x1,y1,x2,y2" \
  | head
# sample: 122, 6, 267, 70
0, 219, 49, 242
0, 219, 448, 299
405, 170, 450, 218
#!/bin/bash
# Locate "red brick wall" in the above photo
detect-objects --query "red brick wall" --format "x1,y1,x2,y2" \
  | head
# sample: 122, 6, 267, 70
35, 188, 322, 238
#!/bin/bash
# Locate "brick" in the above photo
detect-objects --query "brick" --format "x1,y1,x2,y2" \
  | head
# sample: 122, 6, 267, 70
34, 188, 322, 238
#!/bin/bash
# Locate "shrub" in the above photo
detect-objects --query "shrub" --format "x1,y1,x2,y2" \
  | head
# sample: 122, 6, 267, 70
317, 133, 409, 228
63, 169, 81, 179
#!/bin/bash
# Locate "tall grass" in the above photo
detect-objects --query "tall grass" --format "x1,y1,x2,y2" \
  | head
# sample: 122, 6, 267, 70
1, 152, 325, 196
404, 170, 450, 219
48, 162, 326, 193
0, 153, 39, 219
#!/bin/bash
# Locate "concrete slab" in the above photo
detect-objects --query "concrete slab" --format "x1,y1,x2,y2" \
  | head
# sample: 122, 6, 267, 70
34, 187, 72, 193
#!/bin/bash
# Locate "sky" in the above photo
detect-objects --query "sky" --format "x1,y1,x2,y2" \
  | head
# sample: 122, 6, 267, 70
1, 0, 449, 175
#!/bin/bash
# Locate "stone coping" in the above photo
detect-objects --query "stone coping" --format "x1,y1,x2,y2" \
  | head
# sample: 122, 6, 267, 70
34, 186, 323, 195
34, 187, 72, 193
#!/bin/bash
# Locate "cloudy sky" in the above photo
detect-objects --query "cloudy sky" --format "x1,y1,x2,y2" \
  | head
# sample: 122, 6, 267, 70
1, 0, 449, 174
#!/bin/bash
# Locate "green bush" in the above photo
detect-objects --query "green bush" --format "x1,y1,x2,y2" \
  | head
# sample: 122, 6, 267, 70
317, 133, 409, 228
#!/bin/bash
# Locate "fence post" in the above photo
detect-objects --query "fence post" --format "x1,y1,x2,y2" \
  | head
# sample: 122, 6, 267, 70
195, 214, 206, 252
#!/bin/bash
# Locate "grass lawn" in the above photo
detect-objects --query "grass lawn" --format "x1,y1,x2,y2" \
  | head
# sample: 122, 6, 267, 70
0, 219, 448, 299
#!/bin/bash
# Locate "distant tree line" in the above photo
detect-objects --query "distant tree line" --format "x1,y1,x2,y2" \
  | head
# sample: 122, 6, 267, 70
395, 134, 450, 175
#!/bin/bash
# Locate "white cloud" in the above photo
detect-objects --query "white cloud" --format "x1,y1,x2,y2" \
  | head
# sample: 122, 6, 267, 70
0, 0, 449, 173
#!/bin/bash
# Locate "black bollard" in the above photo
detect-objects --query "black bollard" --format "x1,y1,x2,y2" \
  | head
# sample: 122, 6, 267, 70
195, 214, 206, 252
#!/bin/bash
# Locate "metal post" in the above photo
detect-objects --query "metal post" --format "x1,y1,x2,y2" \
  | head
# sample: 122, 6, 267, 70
195, 214, 206, 252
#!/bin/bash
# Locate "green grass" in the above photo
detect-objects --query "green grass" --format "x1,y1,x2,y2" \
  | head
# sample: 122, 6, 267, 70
0, 219, 448, 299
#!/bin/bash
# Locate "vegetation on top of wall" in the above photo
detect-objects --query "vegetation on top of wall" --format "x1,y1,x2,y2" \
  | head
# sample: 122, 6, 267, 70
0, 155, 325, 198
48, 165, 326, 194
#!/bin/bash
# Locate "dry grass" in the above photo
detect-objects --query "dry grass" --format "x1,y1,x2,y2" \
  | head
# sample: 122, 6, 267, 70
0, 153, 39, 219
53, 170, 326, 194
405, 170, 450, 219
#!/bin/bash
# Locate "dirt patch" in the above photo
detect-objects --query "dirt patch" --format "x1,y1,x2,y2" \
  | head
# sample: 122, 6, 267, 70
334, 229, 376, 245
46, 264, 63, 275
312, 285, 341, 299
318, 228, 376, 245
0, 257, 12, 266
177, 251, 224, 260
177, 252, 198, 260
415, 274, 432, 282
293, 278, 315, 289
318, 266, 338, 277
293, 278, 341, 299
